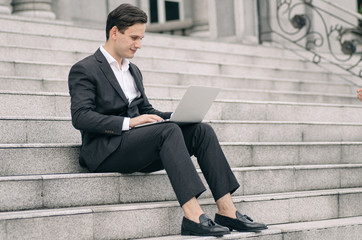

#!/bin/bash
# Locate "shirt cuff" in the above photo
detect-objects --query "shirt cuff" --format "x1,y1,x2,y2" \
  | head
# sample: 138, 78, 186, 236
122, 117, 130, 131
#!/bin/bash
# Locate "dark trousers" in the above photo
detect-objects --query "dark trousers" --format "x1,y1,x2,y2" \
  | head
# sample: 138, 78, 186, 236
95, 122, 240, 206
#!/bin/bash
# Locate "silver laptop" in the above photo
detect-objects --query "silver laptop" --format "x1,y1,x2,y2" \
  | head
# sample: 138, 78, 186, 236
135, 86, 220, 128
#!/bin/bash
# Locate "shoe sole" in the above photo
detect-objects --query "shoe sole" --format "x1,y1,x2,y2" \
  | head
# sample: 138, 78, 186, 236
181, 229, 230, 236
228, 226, 268, 232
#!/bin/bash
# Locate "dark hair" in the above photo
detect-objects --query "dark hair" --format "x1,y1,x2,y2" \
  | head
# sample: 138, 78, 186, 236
106, 3, 148, 40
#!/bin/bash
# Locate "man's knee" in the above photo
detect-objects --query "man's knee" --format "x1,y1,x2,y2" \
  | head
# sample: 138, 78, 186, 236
160, 122, 183, 138
196, 123, 216, 139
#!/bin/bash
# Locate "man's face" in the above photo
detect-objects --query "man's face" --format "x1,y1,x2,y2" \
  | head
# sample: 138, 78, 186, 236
113, 23, 146, 60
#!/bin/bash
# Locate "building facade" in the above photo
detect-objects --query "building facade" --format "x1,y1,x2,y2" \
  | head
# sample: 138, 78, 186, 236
0, 0, 359, 46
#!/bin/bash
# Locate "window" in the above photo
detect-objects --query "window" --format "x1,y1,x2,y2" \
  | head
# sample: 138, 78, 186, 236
165, 1, 180, 21
149, 0, 183, 24
358, 0, 362, 27
150, 0, 159, 23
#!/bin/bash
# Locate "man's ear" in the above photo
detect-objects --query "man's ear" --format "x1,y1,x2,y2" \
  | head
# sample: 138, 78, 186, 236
109, 26, 119, 40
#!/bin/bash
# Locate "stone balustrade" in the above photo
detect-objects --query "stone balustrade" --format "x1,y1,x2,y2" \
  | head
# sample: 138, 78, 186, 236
0, 0, 11, 14
0, 0, 55, 19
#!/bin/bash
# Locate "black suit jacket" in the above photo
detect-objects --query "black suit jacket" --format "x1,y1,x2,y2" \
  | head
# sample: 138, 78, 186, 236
68, 48, 172, 172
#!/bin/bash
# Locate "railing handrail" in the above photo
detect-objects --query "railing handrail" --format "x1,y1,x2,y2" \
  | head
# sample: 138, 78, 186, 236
258, 0, 362, 82
320, 0, 362, 21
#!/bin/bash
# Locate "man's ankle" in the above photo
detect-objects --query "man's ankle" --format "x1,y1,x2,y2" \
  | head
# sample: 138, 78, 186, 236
217, 210, 237, 219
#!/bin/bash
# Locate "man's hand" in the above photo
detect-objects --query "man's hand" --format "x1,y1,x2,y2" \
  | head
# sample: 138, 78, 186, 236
358, 89, 362, 102
129, 114, 164, 128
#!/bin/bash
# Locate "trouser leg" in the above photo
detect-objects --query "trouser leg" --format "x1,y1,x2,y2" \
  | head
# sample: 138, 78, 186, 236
95, 122, 206, 206
181, 123, 240, 201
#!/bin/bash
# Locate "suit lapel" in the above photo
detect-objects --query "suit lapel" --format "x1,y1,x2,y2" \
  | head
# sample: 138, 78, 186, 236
129, 63, 145, 97
94, 48, 128, 103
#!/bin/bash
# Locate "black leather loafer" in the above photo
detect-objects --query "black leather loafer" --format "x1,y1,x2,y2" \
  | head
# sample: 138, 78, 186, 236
181, 214, 230, 236
215, 211, 268, 232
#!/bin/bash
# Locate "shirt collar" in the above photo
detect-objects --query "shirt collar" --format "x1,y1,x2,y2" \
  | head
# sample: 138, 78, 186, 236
99, 45, 130, 71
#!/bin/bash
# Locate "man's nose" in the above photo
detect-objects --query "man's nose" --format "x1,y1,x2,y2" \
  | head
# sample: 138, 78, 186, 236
135, 39, 142, 49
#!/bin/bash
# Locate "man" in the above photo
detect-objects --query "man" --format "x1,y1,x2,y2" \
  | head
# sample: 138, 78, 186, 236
68, 3, 267, 237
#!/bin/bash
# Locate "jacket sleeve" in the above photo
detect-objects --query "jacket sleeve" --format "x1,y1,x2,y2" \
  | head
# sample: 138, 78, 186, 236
68, 62, 124, 135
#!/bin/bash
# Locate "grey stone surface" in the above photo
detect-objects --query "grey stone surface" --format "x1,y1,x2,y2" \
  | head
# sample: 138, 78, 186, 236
5, 213, 93, 240
0, 190, 361, 239
0, 119, 27, 143
220, 64, 335, 82
0, 145, 83, 175
295, 169, 340, 191
237, 198, 291, 225
12, 0, 56, 19
0, 45, 86, 64
0, 221, 4, 239
3, 142, 361, 176
252, 144, 299, 166
0, 77, 68, 92
24, 119, 80, 144
0, 93, 59, 117
118, 173, 176, 203
0, 62, 356, 98
12, 61, 71, 79
0, 31, 101, 52
339, 193, 362, 217
42, 174, 120, 208
289, 195, 338, 222
299, 144, 342, 165
2, 90, 362, 121
211, 121, 362, 142
243, 169, 294, 195
4, 118, 362, 144
342, 144, 362, 163
2, 166, 362, 211
0, 0, 11, 14
93, 207, 171, 239
0, 177, 43, 211
209, 0, 235, 38
0, 16, 103, 41
222, 144, 253, 167
283, 225, 362, 240
141, 70, 352, 95
341, 168, 362, 188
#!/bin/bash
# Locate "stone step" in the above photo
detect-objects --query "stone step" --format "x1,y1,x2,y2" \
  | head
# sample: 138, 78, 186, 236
1, 31, 355, 81
0, 60, 71, 79
0, 72, 356, 95
132, 57, 348, 82
0, 90, 360, 119
0, 57, 349, 83
1, 164, 362, 212
0, 44, 336, 74
142, 72, 355, 95
0, 30, 101, 53
1, 15, 357, 85
143, 84, 358, 105
1, 30, 357, 86
137, 216, 362, 240
1, 142, 361, 176
0, 30, 312, 74
0, 45, 89, 65
0, 15, 301, 59
2, 117, 362, 144
0, 188, 361, 239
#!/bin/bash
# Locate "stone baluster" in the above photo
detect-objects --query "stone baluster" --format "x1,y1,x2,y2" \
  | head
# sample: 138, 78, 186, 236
0, 0, 12, 14
12, 0, 56, 19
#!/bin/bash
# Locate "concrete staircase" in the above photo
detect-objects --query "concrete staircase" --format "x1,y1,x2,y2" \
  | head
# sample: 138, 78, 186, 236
1, 14, 362, 240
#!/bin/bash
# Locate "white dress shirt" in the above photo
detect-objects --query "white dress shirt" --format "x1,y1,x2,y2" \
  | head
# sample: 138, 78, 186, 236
100, 46, 141, 131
